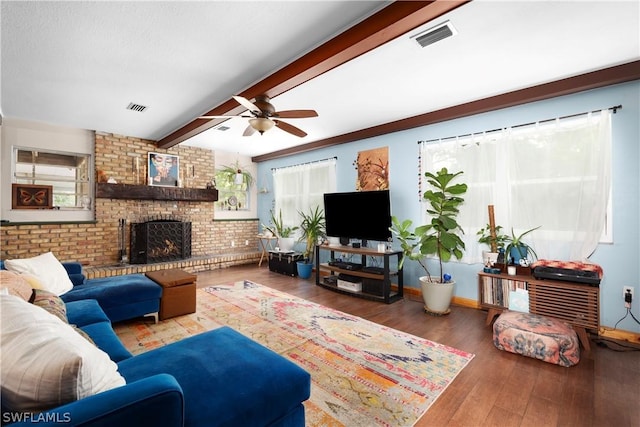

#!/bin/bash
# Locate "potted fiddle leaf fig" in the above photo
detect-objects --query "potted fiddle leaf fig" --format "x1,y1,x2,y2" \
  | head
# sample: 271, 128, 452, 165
390, 167, 467, 315
296, 206, 326, 279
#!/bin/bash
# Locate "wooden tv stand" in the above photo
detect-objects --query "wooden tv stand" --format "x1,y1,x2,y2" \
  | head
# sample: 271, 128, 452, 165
315, 244, 403, 303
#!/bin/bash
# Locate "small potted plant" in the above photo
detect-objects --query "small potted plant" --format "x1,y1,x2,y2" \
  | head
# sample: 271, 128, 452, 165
477, 223, 509, 266
296, 206, 326, 279
262, 209, 298, 252
390, 167, 467, 315
504, 226, 540, 266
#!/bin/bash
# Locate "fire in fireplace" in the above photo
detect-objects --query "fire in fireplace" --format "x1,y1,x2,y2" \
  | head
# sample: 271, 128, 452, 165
130, 219, 192, 264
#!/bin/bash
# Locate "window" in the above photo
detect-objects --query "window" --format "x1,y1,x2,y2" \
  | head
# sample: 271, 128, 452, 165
272, 158, 337, 233
420, 109, 612, 262
214, 168, 250, 211
13, 148, 92, 209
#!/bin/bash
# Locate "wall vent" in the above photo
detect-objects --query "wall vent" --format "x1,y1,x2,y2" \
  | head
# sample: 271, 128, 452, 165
412, 21, 457, 48
126, 102, 148, 112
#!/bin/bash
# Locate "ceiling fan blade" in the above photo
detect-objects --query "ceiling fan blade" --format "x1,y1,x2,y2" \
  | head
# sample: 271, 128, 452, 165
274, 109, 318, 119
242, 124, 257, 137
198, 115, 251, 119
274, 120, 307, 138
233, 95, 261, 114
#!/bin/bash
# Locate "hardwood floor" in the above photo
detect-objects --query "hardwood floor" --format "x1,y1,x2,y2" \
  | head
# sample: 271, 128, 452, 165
195, 264, 640, 427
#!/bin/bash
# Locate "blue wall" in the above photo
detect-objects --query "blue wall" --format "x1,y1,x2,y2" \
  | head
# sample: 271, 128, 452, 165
257, 81, 640, 332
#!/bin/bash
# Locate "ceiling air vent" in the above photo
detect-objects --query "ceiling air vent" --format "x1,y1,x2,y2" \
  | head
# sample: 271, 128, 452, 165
412, 20, 457, 48
217, 125, 230, 131
126, 102, 148, 112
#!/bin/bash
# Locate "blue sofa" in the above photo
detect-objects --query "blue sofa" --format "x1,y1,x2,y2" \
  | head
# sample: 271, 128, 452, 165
2, 270, 311, 426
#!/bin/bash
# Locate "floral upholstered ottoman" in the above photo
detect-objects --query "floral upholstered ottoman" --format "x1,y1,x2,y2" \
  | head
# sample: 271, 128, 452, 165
493, 311, 580, 367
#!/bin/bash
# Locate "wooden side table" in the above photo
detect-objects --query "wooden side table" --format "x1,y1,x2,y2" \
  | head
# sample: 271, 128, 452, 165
145, 269, 197, 320
257, 235, 277, 267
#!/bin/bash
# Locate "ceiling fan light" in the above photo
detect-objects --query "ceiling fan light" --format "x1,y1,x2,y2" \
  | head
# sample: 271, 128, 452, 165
249, 117, 275, 134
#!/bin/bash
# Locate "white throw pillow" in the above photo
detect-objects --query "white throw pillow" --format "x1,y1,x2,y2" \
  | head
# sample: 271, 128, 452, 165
4, 252, 74, 296
0, 294, 126, 412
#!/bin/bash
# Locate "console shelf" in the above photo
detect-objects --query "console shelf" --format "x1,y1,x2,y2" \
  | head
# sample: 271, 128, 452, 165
479, 271, 599, 351
315, 244, 403, 303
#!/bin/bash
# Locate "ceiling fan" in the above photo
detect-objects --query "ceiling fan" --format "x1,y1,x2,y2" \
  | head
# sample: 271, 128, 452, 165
200, 95, 318, 137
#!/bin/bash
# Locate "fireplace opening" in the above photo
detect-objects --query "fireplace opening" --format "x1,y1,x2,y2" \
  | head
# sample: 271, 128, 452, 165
130, 219, 192, 264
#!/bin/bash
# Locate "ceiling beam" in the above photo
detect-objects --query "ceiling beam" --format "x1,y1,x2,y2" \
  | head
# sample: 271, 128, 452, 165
156, 0, 469, 149
252, 60, 640, 162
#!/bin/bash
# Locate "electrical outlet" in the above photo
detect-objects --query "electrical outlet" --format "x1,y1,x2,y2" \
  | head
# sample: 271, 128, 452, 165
623, 286, 634, 300
231, 241, 235, 247
245, 240, 249, 246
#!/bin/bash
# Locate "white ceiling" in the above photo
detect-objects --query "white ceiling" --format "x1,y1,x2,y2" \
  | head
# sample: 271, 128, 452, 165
2, 1, 639, 158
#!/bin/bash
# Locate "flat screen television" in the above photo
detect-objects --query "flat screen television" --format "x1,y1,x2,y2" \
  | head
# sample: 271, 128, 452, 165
323, 190, 392, 243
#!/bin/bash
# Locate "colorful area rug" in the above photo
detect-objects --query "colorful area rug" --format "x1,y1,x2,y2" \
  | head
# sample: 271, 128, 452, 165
114, 280, 474, 426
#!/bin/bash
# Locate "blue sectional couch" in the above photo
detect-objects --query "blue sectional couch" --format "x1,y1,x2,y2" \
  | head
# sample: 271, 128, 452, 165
0, 260, 162, 323
1, 262, 311, 426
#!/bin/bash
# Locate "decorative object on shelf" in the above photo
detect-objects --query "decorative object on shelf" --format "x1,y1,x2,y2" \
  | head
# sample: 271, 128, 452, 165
353, 146, 389, 191
97, 169, 109, 183
227, 195, 238, 209
296, 206, 326, 279
11, 184, 53, 209
80, 196, 92, 210
131, 155, 142, 185
504, 226, 540, 265
263, 209, 298, 252
148, 152, 179, 187
390, 167, 467, 315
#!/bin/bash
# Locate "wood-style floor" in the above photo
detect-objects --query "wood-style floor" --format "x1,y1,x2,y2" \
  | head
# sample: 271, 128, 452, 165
195, 264, 640, 427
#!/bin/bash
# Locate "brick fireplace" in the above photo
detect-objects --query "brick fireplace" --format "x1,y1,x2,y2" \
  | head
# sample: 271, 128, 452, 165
130, 219, 192, 264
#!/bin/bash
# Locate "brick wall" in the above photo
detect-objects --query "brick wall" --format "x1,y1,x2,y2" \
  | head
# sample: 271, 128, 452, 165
1, 133, 260, 268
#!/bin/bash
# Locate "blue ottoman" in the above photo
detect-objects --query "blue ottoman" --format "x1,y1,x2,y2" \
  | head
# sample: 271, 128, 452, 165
118, 326, 311, 427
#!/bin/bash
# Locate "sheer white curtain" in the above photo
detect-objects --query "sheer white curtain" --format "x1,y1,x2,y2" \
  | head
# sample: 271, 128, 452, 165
273, 158, 337, 234
420, 109, 612, 263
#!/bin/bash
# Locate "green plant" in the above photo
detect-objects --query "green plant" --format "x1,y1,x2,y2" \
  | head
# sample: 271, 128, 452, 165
297, 206, 326, 263
216, 160, 254, 189
504, 226, 540, 264
263, 209, 298, 238
476, 224, 509, 251
390, 167, 468, 283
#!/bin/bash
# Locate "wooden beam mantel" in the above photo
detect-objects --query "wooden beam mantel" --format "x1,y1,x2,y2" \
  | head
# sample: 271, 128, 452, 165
156, 1, 469, 149
96, 183, 218, 202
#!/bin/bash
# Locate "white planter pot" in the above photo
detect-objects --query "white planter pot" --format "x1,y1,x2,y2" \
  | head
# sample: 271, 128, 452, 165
419, 276, 455, 315
277, 237, 295, 252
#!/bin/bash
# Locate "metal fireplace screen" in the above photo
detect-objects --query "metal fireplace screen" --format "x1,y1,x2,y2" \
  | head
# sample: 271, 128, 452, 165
130, 220, 192, 264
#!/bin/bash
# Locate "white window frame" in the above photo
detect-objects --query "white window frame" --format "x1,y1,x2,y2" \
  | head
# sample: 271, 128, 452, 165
1, 119, 95, 223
